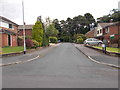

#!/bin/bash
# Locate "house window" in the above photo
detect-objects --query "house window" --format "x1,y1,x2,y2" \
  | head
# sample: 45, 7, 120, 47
105, 27, 109, 33
100, 29, 102, 33
9, 24, 12, 29
97, 31, 99, 34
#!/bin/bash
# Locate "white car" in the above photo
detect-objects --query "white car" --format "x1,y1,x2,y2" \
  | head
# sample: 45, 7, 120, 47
84, 38, 103, 46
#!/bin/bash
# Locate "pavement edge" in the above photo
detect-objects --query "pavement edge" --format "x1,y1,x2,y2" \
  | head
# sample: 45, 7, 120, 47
1, 43, 61, 67
75, 45, 120, 69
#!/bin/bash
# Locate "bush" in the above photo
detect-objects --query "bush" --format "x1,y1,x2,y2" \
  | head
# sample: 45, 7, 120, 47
42, 34, 49, 47
18, 37, 24, 46
74, 34, 86, 41
25, 36, 32, 39
61, 36, 71, 42
49, 37, 58, 43
26, 38, 34, 49
76, 37, 83, 44
32, 40, 39, 48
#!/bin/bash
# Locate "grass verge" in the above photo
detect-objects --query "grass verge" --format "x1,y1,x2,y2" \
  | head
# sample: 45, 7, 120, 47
93, 46, 120, 53
2, 46, 24, 54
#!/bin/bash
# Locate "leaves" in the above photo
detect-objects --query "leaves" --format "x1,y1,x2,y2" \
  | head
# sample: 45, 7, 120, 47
32, 21, 44, 46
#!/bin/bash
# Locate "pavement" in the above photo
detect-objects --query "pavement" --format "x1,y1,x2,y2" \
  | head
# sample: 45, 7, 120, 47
2, 43, 118, 88
1, 43, 60, 66
74, 44, 119, 68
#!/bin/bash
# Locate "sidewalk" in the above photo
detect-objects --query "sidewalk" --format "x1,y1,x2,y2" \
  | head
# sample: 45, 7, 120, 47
74, 44, 119, 67
1, 43, 60, 65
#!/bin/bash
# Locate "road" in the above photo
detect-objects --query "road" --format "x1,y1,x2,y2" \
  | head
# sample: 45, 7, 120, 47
2, 43, 118, 88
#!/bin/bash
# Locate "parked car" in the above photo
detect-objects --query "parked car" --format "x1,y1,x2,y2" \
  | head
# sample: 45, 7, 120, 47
84, 38, 103, 46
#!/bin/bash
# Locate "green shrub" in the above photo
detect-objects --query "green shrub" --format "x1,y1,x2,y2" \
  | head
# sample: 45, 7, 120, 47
61, 36, 71, 42
76, 37, 83, 44
32, 40, 39, 48
42, 34, 49, 47
25, 36, 32, 39
49, 37, 58, 43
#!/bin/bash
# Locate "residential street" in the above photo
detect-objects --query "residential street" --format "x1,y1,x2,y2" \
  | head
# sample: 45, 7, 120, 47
2, 43, 118, 88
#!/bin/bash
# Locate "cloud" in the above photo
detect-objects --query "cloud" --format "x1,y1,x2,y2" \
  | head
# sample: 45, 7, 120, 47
1, 0, 22, 24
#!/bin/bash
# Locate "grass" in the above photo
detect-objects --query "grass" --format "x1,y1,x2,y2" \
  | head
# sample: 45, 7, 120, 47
93, 46, 120, 53
2, 46, 24, 54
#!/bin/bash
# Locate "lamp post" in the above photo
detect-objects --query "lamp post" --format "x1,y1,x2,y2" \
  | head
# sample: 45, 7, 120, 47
22, 0, 26, 54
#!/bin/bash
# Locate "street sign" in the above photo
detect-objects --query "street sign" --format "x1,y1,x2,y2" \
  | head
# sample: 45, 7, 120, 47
110, 34, 115, 39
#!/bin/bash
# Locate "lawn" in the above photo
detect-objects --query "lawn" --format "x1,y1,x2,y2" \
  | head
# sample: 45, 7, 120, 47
93, 46, 120, 53
2, 46, 24, 54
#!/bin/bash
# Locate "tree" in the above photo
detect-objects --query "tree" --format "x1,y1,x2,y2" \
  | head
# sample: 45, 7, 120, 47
97, 9, 120, 23
84, 13, 95, 24
46, 24, 59, 37
32, 21, 43, 46
52, 19, 62, 38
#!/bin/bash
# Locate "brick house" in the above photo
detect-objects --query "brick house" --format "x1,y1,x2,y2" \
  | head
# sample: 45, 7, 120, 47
86, 22, 120, 47
18, 25, 33, 36
0, 16, 18, 47
85, 28, 97, 38
103, 22, 120, 47
95, 23, 114, 41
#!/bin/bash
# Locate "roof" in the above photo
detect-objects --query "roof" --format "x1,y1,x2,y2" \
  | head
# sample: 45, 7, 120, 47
1, 29, 17, 35
0, 16, 18, 26
18, 25, 34, 30
85, 27, 97, 35
98, 22, 118, 28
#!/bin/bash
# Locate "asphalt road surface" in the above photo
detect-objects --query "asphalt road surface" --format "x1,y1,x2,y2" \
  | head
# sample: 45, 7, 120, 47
2, 43, 118, 88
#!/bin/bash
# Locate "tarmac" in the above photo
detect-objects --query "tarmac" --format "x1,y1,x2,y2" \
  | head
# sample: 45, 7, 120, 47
1, 43, 60, 66
74, 44, 120, 69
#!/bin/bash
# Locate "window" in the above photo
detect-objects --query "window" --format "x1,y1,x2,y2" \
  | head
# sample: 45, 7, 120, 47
87, 38, 92, 41
9, 24, 12, 29
105, 27, 109, 33
97, 31, 99, 34
100, 29, 102, 33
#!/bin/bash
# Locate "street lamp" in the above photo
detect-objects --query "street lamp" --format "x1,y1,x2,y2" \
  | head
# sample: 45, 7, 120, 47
22, 0, 26, 54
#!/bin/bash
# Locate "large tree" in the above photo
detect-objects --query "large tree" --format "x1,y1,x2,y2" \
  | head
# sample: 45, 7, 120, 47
97, 9, 120, 23
46, 23, 59, 37
32, 21, 43, 46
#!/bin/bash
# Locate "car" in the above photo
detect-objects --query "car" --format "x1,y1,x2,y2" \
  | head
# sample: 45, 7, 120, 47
84, 38, 103, 46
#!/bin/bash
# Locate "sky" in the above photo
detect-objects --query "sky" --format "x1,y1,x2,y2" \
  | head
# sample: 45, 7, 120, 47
0, 0, 120, 25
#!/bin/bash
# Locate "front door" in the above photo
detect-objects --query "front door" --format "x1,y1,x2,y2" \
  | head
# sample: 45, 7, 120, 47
8, 35, 11, 46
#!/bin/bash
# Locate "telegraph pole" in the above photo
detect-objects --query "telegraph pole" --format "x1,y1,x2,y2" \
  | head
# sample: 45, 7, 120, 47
22, 0, 26, 54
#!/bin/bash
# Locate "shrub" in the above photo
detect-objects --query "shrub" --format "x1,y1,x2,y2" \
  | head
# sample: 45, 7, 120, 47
76, 37, 83, 44
61, 36, 71, 42
26, 38, 34, 49
32, 40, 39, 48
49, 37, 58, 43
42, 34, 49, 47
18, 37, 24, 46
25, 36, 32, 39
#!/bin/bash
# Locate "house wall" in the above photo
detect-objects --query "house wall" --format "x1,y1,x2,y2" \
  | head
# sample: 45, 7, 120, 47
11, 35, 17, 47
0, 25, 18, 47
1, 33, 17, 47
85, 30, 95, 38
104, 24, 120, 47
2, 33, 8, 47
18, 29, 32, 36
97, 24, 103, 37
104, 24, 119, 40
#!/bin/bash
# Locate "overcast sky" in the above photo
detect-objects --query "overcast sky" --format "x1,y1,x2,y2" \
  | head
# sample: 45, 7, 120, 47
0, 0, 119, 25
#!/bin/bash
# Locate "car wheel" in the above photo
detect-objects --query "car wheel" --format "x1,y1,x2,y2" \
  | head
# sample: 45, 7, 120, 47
86, 43, 90, 46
